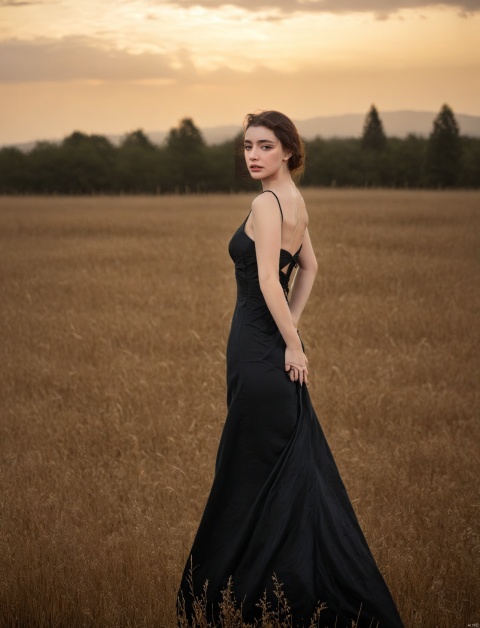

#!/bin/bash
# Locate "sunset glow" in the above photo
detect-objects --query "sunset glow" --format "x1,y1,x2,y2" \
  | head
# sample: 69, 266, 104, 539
0, 0, 478, 144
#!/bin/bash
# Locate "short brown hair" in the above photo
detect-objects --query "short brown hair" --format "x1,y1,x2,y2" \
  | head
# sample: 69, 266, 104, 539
244, 110, 305, 179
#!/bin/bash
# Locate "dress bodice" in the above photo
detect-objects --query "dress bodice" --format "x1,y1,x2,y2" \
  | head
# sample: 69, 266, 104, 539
228, 218, 301, 300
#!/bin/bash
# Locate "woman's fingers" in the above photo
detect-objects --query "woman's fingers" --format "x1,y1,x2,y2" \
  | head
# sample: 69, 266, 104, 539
286, 362, 308, 385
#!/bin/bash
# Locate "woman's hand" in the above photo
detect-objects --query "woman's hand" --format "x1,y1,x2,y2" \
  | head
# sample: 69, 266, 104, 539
285, 344, 308, 386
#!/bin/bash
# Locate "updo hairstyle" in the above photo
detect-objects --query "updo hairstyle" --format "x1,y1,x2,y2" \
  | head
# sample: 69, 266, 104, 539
244, 110, 305, 179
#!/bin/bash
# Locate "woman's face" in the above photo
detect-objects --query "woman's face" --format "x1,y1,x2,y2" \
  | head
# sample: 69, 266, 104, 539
244, 125, 291, 181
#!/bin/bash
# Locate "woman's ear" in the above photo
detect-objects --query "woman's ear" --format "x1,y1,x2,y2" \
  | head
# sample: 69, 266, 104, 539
283, 150, 292, 162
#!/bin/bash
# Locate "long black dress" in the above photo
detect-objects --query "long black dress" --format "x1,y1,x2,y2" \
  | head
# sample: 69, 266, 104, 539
178, 191, 403, 627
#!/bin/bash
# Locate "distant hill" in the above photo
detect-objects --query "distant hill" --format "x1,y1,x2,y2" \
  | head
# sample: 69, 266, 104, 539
295, 111, 480, 140
142, 111, 480, 145
6, 110, 480, 151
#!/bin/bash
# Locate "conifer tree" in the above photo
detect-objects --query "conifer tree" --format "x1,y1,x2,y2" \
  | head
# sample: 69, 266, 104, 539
361, 105, 387, 151
425, 104, 460, 187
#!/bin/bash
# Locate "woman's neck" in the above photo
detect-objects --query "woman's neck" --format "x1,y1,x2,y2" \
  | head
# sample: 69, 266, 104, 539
261, 168, 294, 192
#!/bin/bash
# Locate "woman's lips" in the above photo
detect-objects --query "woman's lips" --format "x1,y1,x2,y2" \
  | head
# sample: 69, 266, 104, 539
250, 165, 262, 171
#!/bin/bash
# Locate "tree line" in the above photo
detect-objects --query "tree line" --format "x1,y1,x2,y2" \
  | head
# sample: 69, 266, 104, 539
0, 105, 478, 194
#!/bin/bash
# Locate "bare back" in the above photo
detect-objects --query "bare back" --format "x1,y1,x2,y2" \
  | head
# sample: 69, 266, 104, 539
244, 188, 308, 256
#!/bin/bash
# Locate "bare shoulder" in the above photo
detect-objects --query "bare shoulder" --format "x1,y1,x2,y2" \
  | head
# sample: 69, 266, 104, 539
250, 192, 282, 229
251, 191, 279, 212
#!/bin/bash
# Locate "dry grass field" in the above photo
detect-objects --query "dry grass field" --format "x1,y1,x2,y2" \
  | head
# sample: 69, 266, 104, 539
0, 190, 479, 628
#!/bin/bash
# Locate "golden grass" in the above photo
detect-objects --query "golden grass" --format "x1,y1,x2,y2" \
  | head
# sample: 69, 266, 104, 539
0, 190, 479, 627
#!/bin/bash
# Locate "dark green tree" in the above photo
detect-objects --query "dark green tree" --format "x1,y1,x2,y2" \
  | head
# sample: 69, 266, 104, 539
165, 118, 207, 193
458, 137, 480, 188
0, 147, 26, 193
425, 104, 461, 187
28, 141, 65, 193
121, 129, 156, 151
303, 137, 363, 187
208, 138, 238, 192
117, 129, 160, 193
389, 135, 426, 187
166, 118, 205, 152
61, 132, 116, 193
361, 105, 387, 152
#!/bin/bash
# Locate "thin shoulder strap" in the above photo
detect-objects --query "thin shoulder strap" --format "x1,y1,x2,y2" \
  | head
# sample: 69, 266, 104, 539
261, 189, 283, 222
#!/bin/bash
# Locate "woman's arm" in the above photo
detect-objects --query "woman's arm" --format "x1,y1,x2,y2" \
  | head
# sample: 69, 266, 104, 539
251, 194, 307, 384
288, 227, 318, 329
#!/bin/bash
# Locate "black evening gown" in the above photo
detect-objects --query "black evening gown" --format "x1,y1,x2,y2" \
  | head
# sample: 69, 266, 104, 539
178, 191, 403, 627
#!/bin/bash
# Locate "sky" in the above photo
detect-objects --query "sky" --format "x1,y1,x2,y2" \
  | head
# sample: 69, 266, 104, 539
0, 0, 479, 145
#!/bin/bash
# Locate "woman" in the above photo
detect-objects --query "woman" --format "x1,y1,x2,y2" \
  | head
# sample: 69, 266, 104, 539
177, 111, 403, 627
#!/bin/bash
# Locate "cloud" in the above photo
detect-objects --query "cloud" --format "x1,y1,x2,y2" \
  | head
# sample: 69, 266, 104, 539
0, 37, 196, 82
0, 1, 45, 6
163, 0, 480, 16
